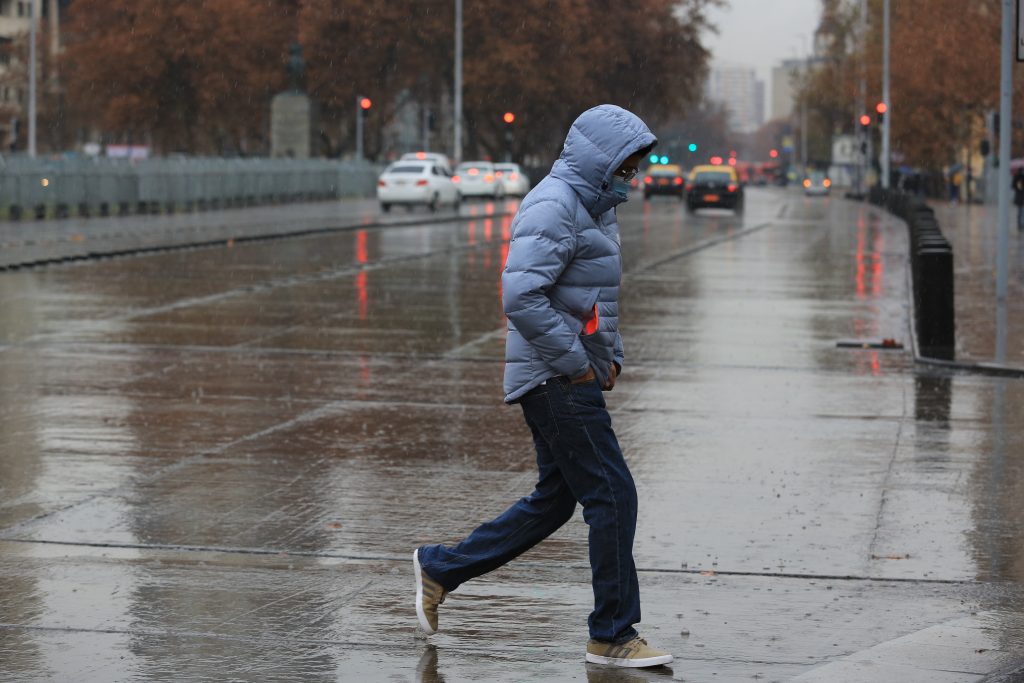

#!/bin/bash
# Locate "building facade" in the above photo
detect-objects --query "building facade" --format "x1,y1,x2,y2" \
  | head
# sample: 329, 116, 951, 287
706, 64, 765, 134
0, 0, 63, 151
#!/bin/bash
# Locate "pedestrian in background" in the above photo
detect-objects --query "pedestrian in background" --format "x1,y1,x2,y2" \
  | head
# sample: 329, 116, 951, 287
1013, 167, 1024, 230
413, 104, 672, 669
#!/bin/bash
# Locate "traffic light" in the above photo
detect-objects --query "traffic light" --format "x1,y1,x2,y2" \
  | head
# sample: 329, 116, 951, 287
769, 149, 778, 159
360, 97, 372, 112
649, 154, 659, 164
659, 155, 668, 164
859, 114, 871, 127
875, 102, 887, 124
688, 143, 698, 152
502, 112, 516, 162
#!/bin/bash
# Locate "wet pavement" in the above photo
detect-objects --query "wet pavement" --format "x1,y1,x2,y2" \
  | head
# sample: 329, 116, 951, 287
2, 188, 1024, 681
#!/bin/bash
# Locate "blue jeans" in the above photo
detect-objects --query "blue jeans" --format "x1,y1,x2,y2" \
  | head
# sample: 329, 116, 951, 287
417, 376, 641, 643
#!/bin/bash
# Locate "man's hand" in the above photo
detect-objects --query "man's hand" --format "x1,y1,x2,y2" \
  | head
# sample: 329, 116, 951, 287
571, 366, 596, 384
602, 362, 618, 391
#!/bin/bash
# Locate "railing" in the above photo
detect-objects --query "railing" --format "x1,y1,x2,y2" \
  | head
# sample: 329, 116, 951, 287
869, 187, 955, 360
0, 156, 378, 220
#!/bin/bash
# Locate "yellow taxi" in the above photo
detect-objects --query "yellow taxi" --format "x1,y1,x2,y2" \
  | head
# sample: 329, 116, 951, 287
642, 163, 685, 200
686, 164, 744, 213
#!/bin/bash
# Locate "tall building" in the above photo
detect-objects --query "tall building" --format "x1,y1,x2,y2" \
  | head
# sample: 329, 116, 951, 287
706, 64, 764, 134
771, 58, 807, 122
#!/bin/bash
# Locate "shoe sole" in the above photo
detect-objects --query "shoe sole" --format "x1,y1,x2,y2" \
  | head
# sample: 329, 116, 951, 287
585, 652, 673, 668
413, 549, 436, 635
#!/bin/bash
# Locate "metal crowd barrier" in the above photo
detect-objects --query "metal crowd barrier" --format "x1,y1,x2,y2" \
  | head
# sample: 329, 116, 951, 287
0, 156, 378, 220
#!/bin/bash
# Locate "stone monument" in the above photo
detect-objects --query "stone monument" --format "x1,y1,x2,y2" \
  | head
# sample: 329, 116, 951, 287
271, 43, 319, 158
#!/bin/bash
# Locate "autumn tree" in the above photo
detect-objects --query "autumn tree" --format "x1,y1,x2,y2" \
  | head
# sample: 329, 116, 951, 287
300, 0, 719, 162
799, 0, 1024, 170
61, 0, 298, 154
0, 24, 68, 152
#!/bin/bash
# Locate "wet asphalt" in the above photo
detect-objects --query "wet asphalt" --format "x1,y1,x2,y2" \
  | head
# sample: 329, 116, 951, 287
1, 188, 1023, 682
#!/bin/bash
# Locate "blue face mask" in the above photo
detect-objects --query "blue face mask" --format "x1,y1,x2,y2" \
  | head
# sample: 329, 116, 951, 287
610, 177, 630, 201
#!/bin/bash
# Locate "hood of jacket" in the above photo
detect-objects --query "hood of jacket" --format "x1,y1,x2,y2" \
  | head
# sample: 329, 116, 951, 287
549, 104, 658, 217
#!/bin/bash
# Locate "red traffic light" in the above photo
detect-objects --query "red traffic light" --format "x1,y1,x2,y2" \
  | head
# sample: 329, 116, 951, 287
360, 97, 372, 110
875, 102, 887, 114
503, 112, 515, 124
859, 114, 871, 126
769, 149, 779, 159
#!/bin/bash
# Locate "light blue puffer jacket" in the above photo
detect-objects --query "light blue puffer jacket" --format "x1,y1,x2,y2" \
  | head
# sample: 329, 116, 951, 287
502, 104, 657, 402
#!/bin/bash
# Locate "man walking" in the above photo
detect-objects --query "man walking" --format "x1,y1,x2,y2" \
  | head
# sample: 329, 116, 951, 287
413, 104, 672, 669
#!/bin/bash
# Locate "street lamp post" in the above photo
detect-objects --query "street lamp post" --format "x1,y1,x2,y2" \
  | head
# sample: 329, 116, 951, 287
28, 0, 37, 157
454, 0, 463, 164
995, 0, 1014, 361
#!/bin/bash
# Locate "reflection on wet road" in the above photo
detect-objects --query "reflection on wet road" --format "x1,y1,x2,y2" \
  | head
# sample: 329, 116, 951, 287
1, 189, 1023, 681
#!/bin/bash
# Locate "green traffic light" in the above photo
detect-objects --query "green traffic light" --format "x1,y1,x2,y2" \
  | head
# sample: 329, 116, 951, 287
659, 156, 668, 164
688, 143, 697, 152
649, 154, 659, 164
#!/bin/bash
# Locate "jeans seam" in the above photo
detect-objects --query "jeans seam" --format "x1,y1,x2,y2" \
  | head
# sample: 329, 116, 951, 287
565, 387, 626, 640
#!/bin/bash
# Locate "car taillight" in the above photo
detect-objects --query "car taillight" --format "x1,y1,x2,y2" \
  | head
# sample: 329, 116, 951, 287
484, 174, 494, 183
495, 171, 503, 177
644, 176, 652, 184
378, 180, 386, 187
468, 168, 479, 176
416, 179, 429, 186
727, 184, 738, 192
674, 177, 683, 185
452, 175, 461, 183
509, 173, 518, 180
823, 179, 832, 188
685, 183, 694, 191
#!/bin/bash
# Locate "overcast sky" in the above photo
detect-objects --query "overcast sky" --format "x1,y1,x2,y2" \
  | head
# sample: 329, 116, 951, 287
702, 0, 823, 91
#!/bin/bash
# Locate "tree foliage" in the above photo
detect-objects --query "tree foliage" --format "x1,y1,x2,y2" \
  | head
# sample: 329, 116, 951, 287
46, 0, 718, 158
62, 0, 297, 154
799, 0, 1022, 169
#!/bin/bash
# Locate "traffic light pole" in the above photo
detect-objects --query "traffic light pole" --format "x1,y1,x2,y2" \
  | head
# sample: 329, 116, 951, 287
858, 0, 867, 195
355, 96, 364, 161
880, 0, 891, 189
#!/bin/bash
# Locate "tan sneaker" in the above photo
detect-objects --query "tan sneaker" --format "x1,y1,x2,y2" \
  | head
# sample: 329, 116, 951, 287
586, 636, 673, 668
413, 549, 446, 634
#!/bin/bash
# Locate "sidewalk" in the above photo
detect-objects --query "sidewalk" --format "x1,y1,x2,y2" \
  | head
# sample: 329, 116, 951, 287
928, 201, 1024, 368
0, 189, 1022, 681
0, 197, 513, 270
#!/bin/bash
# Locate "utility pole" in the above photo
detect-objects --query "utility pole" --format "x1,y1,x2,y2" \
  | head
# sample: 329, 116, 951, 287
880, 0, 891, 189
28, 0, 37, 157
995, 0, 1013, 361
454, 0, 463, 164
858, 0, 867, 194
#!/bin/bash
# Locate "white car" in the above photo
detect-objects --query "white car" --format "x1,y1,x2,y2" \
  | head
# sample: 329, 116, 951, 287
454, 161, 505, 199
494, 163, 530, 196
377, 162, 460, 212
803, 171, 832, 196
400, 151, 452, 176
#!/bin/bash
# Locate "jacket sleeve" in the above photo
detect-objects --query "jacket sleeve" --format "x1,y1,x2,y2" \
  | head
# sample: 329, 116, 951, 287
613, 332, 624, 374
502, 200, 591, 379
